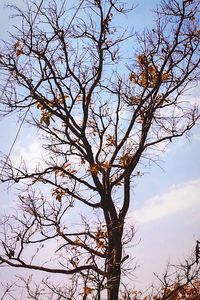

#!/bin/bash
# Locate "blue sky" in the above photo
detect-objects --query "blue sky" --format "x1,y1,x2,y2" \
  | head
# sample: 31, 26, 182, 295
0, 0, 200, 293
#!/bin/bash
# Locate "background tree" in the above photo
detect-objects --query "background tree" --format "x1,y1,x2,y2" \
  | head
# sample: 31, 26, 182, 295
120, 250, 200, 300
0, 0, 199, 299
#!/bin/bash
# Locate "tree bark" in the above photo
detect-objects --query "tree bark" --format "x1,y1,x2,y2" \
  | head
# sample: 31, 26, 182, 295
107, 221, 123, 300
107, 262, 121, 300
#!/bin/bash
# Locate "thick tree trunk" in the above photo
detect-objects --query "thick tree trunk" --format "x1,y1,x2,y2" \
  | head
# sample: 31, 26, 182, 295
106, 221, 123, 300
107, 262, 121, 300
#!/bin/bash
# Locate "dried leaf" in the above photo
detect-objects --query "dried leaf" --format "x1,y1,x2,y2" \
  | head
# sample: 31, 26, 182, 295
40, 111, 52, 126
190, 15, 195, 21
101, 161, 111, 169
106, 135, 115, 146
89, 164, 100, 175
83, 286, 93, 296
81, 157, 86, 164
55, 169, 60, 176
56, 194, 62, 202
68, 169, 76, 174
14, 41, 20, 50
63, 163, 71, 169
36, 102, 44, 110
70, 258, 78, 268
96, 239, 105, 249
119, 153, 132, 167
52, 188, 66, 202
73, 239, 82, 246
16, 49, 24, 57
130, 72, 137, 83
161, 72, 170, 81
137, 54, 147, 65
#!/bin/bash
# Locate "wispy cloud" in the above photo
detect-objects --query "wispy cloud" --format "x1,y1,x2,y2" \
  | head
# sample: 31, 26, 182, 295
12, 138, 46, 171
131, 179, 200, 224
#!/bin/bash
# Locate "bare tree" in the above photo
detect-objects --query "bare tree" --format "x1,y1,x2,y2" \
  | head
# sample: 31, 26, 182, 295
0, 0, 199, 299
120, 248, 200, 300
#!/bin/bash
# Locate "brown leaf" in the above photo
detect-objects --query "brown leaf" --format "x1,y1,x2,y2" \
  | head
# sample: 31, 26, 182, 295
106, 135, 115, 146
119, 153, 132, 167
14, 41, 20, 50
83, 286, 93, 296
89, 164, 100, 175
56, 194, 62, 202
96, 239, 105, 249
16, 49, 24, 57
69, 169, 77, 174
55, 169, 60, 176
63, 163, 71, 169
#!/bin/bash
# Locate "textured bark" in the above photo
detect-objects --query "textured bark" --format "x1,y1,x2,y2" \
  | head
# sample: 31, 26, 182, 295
106, 220, 123, 300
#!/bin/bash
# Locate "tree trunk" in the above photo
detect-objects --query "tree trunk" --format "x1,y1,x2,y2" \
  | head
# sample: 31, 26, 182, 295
107, 262, 121, 300
107, 221, 123, 300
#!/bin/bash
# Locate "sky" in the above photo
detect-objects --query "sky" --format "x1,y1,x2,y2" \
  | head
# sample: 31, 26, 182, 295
0, 0, 200, 295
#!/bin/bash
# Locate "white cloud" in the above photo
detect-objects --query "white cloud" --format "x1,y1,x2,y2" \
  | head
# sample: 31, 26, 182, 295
131, 179, 200, 224
12, 138, 46, 172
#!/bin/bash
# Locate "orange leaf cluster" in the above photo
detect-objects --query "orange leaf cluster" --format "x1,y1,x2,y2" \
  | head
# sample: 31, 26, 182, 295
106, 134, 116, 146
130, 54, 170, 88
89, 162, 111, 175
96, 239, 106, 249
122, 280, 200, 300
56, 94, 69, 104
89, 164, 101, 175
36, 94, 68, 109
14, 41, 24, 57
162, 281, 200, 300
73, 238, 83, 246
95, 228, 107, 249
36, 94, 69, 126
40, 110, 52, 126
83, 286, 93, 297
54, 163, 76, 177
137, 54, 147, 65
52, 188, 66, 202
101, 161, 111, 169
119, 153, 132, 167
70, 257, 79, 268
